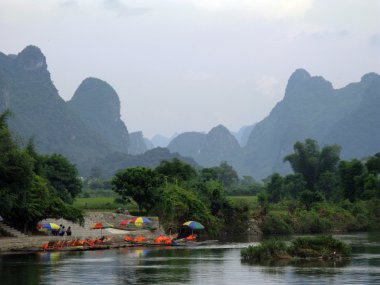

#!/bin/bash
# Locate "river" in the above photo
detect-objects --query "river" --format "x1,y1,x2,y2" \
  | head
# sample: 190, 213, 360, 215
1, 232, 380, 285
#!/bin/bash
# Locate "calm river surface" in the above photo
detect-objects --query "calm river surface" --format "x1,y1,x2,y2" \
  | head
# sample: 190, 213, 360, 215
1, 233, 380, 285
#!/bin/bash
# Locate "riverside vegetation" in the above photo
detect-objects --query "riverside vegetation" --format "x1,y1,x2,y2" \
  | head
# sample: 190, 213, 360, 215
241, 235, 352, 262
1, 108, 380, 238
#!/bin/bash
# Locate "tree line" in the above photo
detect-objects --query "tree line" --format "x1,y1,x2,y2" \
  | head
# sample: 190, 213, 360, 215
0, 111, 83, 233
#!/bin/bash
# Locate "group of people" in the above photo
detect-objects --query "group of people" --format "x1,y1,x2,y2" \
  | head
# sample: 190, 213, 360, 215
51, 225, 72, 236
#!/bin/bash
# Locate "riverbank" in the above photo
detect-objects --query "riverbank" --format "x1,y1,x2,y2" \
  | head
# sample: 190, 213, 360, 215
0, 212, 163, 253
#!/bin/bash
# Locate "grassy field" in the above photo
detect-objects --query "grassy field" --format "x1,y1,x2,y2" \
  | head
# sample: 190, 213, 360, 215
74, 195, 258, 212
227, 195, 258, 209
74, 197, 139, 212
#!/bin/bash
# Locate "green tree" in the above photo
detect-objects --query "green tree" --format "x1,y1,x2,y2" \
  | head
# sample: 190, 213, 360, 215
43, 153, 82, 204
0, 110, 83, 232
112, 167, 163, 213
284, 139, 341, 191
316, 171, 341, 200
215, 161, 239, 188
366, 153, 380, 174
266, 173, 285, 203
299, 190, 324, 211
339, 159, 365, 202
155, 158, 197, 183
152, 183, 213, 230
282, 173, 307, 199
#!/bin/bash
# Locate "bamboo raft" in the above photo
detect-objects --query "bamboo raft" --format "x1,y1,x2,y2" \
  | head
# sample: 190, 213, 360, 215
11, 240, 219, 253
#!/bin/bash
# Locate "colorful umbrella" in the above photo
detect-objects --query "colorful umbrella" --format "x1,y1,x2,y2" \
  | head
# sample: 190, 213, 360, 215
39, 223, 60, 231
131, 217, 151, 227
183, 221, 204, 235
91, 222, 113, 235
183, 221, 204, 230
120, 219, 129, 226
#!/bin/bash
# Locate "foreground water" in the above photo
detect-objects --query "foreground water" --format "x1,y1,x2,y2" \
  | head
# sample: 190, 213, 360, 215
1, 233, 380, 285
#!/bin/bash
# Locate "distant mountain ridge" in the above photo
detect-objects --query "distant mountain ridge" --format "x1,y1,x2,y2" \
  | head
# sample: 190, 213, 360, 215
1, 46, 378, 179
68, 77, 130, 154
168, 125, 241, 168
242, 69, 380, 178
0, 46, 112, 169
168, 69, 380, 179
0, 46, 197, 177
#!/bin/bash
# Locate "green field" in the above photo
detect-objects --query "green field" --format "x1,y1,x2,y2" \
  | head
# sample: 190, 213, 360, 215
227, 195, 258, 208
74, 195, 257, 213
74, 197, 138, 212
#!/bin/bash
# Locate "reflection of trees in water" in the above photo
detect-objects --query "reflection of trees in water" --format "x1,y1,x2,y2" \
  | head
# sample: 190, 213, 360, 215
0, 253, 44, 285
113, 247, 224, 284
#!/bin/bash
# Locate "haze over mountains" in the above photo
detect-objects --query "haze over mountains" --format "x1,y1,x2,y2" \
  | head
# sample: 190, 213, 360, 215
0, 46, 379, 179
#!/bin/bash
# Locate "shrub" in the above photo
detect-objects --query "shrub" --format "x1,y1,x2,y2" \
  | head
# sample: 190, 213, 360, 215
289, 235, 351, 258
262, 212, 293, 235
241, 239, 289, 261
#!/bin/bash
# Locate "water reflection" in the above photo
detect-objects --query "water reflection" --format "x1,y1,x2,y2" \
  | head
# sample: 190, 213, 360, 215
0, 233, 380, 285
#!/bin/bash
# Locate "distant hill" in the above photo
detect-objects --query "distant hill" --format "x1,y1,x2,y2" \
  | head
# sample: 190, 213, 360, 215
89, 147, 199, 178
151, 133, 178, 147
68, 77, 129, 153
0, 46, 199, 177
0, 46, 111, 169
242, 69, 380, 178
233, 124, 256, 147
168, 125, 241, 168
128, 131, 148, 155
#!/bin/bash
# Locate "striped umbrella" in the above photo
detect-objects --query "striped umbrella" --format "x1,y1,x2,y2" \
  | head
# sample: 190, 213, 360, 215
39, 223, 60, 231
91, 222, 113, 235
183, 221, 204, 230
183, 221, 204, 235
131, 217, 151, 227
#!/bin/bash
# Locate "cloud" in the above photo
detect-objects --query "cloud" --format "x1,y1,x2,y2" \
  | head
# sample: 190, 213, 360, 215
370, 33, 380, 47
255, 75, 279, 97
102, 0, 149, 17
59, 0, 78, 7
187, 0, 313, 19
310, 29, 349, 40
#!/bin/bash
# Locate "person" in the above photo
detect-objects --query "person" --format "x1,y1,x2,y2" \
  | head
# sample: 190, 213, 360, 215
66, 226, 72, 236
59, 226, 65, 236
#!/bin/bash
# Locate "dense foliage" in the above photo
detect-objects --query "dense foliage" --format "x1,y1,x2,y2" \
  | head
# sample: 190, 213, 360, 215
0, 111, 83, 232
241, 235, 351, 262
112, 159, 248, 237
256, 139, 380, 234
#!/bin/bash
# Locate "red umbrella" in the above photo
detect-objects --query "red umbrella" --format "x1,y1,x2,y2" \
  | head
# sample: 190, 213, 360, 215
120, 219, 129, 226
90, 222, 113, 235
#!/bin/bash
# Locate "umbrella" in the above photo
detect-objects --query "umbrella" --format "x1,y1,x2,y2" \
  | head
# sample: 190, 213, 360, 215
120, 219, 129, 226
91, 222, 113, 235
183, 221, 204, 235
39, 223, 60, 231
183, 221, 204, 230
131, 217, 151, 227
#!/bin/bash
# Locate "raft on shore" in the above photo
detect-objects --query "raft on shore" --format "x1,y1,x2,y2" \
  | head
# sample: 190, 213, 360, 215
11, 239, 219, 253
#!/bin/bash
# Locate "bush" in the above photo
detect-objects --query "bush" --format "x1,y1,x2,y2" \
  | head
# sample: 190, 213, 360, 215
241, 239, 289, 261
294, 210, 332, 233
289, 235, 351, 258
262, 212, 293, 235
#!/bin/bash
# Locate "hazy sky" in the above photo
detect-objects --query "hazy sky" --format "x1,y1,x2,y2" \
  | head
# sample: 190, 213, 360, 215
0, 0, 379, 138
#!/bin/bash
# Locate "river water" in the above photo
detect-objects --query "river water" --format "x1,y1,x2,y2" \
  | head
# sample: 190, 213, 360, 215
1, 233, 380, 285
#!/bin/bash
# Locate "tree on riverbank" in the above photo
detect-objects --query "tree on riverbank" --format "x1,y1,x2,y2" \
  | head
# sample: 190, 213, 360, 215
256, 139, 380, 234
0, 111, 83, 233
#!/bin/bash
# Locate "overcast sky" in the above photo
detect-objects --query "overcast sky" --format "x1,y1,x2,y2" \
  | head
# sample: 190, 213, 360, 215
0, 0, 379, 138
